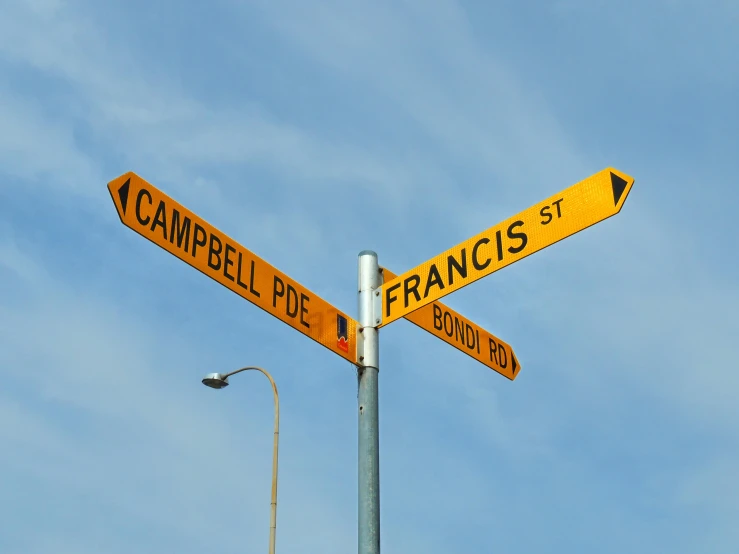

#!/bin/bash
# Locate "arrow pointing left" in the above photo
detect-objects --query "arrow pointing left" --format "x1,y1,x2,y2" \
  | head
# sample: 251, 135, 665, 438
117, 178, 131, 216
108, 171, 360, 364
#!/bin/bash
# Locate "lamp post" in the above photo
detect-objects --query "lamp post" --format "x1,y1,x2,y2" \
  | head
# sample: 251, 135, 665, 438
202, 367, 280, 554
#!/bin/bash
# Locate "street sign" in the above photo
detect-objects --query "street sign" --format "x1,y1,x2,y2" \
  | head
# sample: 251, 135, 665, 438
379, 168, 635, 326
108, 172, 359, 363
383, 268, 520, 380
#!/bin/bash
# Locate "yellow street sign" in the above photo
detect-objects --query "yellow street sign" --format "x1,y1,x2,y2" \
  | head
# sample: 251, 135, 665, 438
383, 268, 520, 380
380, 168, 635, 325
108, 172, 358, 364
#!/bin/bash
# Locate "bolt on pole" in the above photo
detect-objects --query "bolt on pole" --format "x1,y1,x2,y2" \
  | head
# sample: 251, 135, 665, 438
357, 250, 381, 554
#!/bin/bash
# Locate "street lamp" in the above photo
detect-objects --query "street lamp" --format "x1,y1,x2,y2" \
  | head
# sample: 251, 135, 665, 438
202, 367, 280, 554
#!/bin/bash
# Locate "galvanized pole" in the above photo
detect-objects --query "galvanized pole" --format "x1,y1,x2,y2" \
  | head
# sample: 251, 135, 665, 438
357, 250, 381, 554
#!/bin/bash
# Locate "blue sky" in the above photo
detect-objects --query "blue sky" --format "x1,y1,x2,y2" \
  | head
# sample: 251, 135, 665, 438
1, 0, 738, 552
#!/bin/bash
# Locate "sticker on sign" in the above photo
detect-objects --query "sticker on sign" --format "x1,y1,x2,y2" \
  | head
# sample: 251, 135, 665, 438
379, 168, 635, 325
108, 172, 358, 363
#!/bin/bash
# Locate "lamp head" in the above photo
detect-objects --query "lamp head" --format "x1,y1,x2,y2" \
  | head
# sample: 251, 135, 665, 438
202, 372, 229, 389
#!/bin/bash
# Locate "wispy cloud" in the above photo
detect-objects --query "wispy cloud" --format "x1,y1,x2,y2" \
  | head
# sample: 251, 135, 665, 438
1, 0, 738, 552
0, 231, 361, 552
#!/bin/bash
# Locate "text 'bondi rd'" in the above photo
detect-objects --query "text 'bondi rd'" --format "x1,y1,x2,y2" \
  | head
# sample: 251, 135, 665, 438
382, 267, 520, 379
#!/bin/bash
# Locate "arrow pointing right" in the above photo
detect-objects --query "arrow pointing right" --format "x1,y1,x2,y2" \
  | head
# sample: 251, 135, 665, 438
611, 172, 628, 206
382, 267, 522, 380
378, 167, 635, 326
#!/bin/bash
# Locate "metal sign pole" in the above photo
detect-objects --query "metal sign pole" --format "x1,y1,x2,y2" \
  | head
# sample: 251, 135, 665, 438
357, 250, 381, 554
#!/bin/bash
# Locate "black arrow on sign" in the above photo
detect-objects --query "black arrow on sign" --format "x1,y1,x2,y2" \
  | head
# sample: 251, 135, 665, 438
117, 178, 131, 216
611, 172, 628, 207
